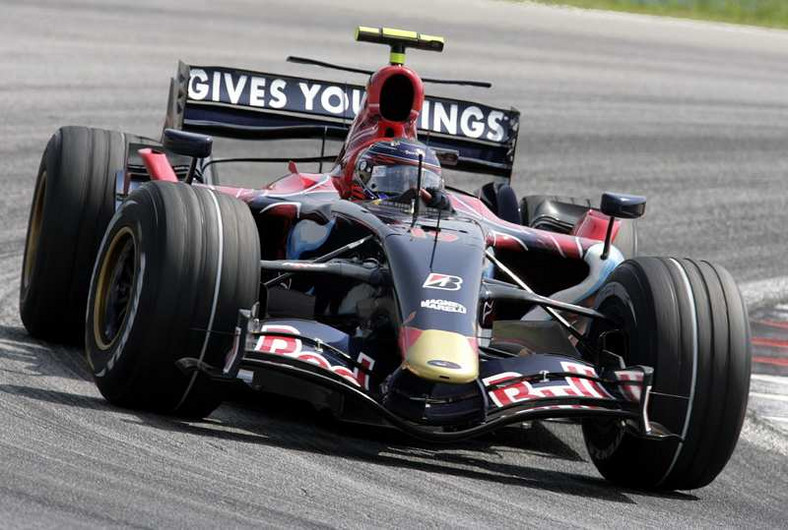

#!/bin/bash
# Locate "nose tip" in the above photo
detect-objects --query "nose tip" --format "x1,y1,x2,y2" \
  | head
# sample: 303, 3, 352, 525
403, 328, 478, 383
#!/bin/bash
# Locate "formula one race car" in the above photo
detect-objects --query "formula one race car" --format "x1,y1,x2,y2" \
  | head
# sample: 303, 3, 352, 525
20, 27, 751, 491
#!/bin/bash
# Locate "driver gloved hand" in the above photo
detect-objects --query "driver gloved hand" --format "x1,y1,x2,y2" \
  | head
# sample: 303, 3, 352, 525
422, 187, 452, 211
392, 188, 419, 204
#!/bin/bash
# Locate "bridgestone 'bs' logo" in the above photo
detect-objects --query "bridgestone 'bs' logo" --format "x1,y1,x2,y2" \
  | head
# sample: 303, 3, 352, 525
423, 273, 463, 291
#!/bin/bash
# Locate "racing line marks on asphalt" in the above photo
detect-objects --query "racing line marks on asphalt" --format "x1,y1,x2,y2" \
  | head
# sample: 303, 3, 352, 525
751, 338, 788, 350
751, 319, 788, 331
748, 302, 788, 429
752, 356, 788, 367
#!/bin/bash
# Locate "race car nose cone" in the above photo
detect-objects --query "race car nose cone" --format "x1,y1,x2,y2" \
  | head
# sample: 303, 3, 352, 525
403, 329, 478, 383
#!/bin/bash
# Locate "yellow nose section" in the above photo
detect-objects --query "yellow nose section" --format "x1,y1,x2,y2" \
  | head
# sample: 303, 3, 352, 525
404, 329, 479, 384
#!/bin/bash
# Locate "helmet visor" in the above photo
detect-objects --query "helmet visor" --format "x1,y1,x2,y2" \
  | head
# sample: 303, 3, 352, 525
367, 164, 442, 197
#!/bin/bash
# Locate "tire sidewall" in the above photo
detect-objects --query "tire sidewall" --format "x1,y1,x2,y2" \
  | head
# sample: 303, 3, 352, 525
86, 195, 158, 402
20, 131, 63, 317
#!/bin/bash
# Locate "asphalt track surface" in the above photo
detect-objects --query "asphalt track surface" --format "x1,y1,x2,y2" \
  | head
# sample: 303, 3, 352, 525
1, 0, 788, 527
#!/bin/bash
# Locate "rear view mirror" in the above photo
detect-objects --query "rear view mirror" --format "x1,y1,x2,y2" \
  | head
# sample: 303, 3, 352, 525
599, 192, 646, 260
162, 129, 213, 159
600, 192, 646, 220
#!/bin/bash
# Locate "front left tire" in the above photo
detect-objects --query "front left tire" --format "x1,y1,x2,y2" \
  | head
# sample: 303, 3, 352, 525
86, 181, 260, 418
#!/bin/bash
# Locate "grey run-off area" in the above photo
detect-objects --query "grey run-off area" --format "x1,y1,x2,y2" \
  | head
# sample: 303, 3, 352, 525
1, 0, 787, 527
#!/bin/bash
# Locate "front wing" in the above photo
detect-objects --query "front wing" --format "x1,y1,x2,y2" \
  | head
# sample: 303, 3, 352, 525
177, 311, 677, 443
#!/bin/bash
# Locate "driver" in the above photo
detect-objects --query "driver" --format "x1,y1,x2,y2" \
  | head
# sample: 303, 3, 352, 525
349, 139, 451, 210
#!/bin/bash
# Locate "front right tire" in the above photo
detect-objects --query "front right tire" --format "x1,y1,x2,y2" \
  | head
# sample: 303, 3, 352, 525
582, 257, 751, 490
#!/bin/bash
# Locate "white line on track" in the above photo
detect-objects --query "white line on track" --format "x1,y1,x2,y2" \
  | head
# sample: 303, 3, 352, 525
751, 374, 788, 386
764, 416, 788, 423
750, 392, 788, 403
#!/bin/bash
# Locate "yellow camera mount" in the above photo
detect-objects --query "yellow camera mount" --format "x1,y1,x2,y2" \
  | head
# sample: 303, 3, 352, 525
355, 26, 444, 66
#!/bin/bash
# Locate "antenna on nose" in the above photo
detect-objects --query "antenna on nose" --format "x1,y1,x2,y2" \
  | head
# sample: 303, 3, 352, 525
411, 153, 424, 228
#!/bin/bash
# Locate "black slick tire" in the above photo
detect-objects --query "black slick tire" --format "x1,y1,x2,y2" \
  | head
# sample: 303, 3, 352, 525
85, 182, 260, 418
20, 126, 136, 343
477, 182, 520, 224
582, 257, 751, 490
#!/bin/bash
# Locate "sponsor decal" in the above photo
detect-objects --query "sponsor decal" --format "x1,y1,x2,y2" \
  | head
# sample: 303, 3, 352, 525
422, 273, 463, 291
420, 298, 467, 314
427, 359, 462, 370
255, 325, 375, 390
613, 369, 644, 402
482, 362, 613, 408
353, 352, 376, 391
481, 300, 494, 322
255, 324, 303, 356
187, 67, 515, 143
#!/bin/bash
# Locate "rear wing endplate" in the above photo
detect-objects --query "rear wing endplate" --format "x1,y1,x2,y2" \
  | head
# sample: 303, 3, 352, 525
164, 62, 520, 180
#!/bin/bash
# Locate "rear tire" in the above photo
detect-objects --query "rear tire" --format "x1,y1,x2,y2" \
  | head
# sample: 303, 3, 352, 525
582, 257, 751, 490
477, 182, 520, 224
86, 182, 260, 418
20, 127, 138, 343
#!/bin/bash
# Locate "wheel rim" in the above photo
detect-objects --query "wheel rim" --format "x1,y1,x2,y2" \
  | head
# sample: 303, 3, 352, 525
93, 227, 137, 350
22, 171, 46, 292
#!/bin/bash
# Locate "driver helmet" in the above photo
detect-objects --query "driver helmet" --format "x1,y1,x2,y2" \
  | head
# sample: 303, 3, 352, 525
352, 139, 442, 200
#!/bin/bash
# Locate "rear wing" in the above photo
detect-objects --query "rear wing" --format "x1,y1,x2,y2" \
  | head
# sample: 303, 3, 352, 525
164, 62, 520, 180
